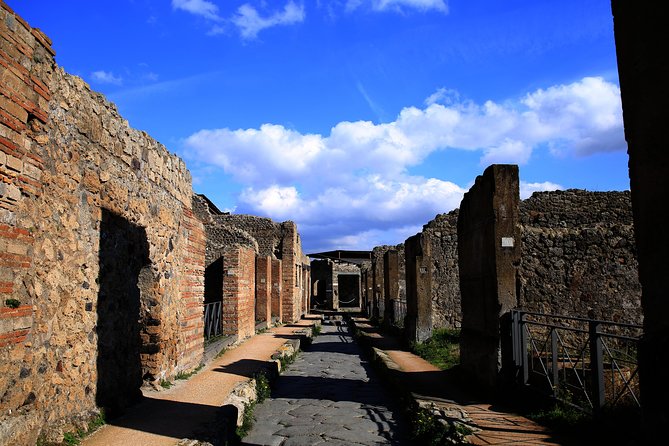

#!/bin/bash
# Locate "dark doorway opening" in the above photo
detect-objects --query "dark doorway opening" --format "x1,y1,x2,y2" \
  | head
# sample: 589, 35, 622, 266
204, 257, 224, 339
96, 210, 151, 418
338, 274, 360, 308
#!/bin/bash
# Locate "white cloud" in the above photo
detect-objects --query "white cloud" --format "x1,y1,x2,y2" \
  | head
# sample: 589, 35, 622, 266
233, 2, 305, 39
481, 139, 532, 166
520, 181, 564, 199
90, 70, 123, 85
347, 0, 448, 13
171, 0, 221, 21
184, 76, 623, 251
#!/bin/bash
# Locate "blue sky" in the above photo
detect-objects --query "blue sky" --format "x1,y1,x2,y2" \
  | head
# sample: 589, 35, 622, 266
12, 0, 628, 252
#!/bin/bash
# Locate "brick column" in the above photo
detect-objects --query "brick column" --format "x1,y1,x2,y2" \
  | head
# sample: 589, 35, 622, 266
612, 1, 669, 435
457, 164, 520, 392
178, 207, 205, 369
222, 246, 256, 339
281, 222, 298, 322
271, 259, 282, 323
255, 256, 271, 327
405, 234, 432, 343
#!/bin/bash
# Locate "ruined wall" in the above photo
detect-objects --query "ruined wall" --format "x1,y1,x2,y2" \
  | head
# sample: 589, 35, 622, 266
271, 259, 282, 321
211, 213, 284, 258
423, 210, 459, 329
458, 165, 520, 391
222, 246, 256, 339
405, 234, 432, 343
281, 222, 302, 322
519, 190, 641, 323
0, 3, 204, 443
333, 262, 360, 308
195, 196, 308, 323
255, 256, 271, 324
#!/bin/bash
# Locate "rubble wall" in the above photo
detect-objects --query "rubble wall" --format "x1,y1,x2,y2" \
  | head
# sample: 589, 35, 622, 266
518, 190, 641, 324
0, 4, 204, 443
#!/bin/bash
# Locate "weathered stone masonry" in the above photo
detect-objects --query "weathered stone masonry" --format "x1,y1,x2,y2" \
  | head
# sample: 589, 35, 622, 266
0, 3, 205, 444
193, 195, 310, 325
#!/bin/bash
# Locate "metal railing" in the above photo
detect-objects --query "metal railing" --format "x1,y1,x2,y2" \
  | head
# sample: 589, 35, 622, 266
204, 301, 222, 339
511, 309, 642, 415
391, 299, 407, 327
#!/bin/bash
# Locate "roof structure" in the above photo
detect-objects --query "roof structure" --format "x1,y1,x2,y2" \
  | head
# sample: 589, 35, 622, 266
307, 250, 372, 264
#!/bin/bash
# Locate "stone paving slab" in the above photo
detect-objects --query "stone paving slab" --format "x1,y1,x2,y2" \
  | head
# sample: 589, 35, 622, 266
82, 319, 317, 446
351, 317, 564, 446
242, 321, 410, 446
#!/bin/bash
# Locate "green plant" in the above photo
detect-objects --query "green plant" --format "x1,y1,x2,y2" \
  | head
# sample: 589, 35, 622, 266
236, 401, 257, 439
62, 432, 80, 446
412, 328, 460, 370
279, 351, 298, 370
175, 364, 204, 380
411, 404, 471, 445
5, 298, 20, 309
160, 379, 172, 389
85, 411, 106, 432
215, 347, 228, 358
528, 402, 589, 433
254, 372, 271, 403
311, 324, 322, 336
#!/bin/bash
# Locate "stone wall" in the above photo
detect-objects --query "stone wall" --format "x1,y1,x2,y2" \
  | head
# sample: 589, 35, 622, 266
458, 165, 520, 391
0, 3, 205, 443
423, 210, 459, 329
194, 197, 309, 324
519, 190, 641, 323
405, 234, 432, 343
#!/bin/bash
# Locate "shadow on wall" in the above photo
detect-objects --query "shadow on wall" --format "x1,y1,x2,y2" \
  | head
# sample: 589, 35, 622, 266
96, 209, 151, 418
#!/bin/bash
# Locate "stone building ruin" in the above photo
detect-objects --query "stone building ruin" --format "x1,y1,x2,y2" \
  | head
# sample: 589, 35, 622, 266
0, 4, 311, 444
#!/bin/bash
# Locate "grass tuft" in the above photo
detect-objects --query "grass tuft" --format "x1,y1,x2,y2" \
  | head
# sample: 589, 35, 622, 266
412, 328, 460, 370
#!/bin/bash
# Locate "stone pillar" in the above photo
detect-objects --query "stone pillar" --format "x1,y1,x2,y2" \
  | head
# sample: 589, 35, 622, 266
255, 256, 272, 327
612, 1, 669, 434
457, 164, 520, 392
222, 246, 256, 339
271, 259, 283, 323
405, 234, 432, 343
383, 250, 399, 327
371, 253, 384, 320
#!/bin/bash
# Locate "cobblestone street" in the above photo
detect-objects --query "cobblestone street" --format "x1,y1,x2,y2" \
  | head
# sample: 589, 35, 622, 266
242, 321, 410, 446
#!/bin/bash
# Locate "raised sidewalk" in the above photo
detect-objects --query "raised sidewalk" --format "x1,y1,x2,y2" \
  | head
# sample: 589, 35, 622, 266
351, 317, 565, 446
82, 318, 320, 446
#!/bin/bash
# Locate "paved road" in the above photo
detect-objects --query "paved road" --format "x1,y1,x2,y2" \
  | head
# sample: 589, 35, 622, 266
242, 321, 410, 446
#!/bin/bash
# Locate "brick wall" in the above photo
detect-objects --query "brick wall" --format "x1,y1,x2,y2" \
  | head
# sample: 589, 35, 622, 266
222, 246, 256, 340
256, 256, 271, 324
177, 208, 205, 371
0, 3, 204, 442
271, 259, 282, 322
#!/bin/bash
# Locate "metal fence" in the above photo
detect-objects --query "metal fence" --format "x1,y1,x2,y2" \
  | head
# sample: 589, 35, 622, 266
511, 309, 642, 415
204, 301, 222, 339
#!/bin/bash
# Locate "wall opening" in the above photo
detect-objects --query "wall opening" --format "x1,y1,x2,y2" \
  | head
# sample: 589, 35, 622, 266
338, 274, 360, 308
204, 257, 224, 339
96, 210, 151, 418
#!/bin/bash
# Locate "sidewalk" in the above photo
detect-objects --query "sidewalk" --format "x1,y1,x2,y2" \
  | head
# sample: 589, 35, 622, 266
82, 318, 319, 446
351, 317, 564, 446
